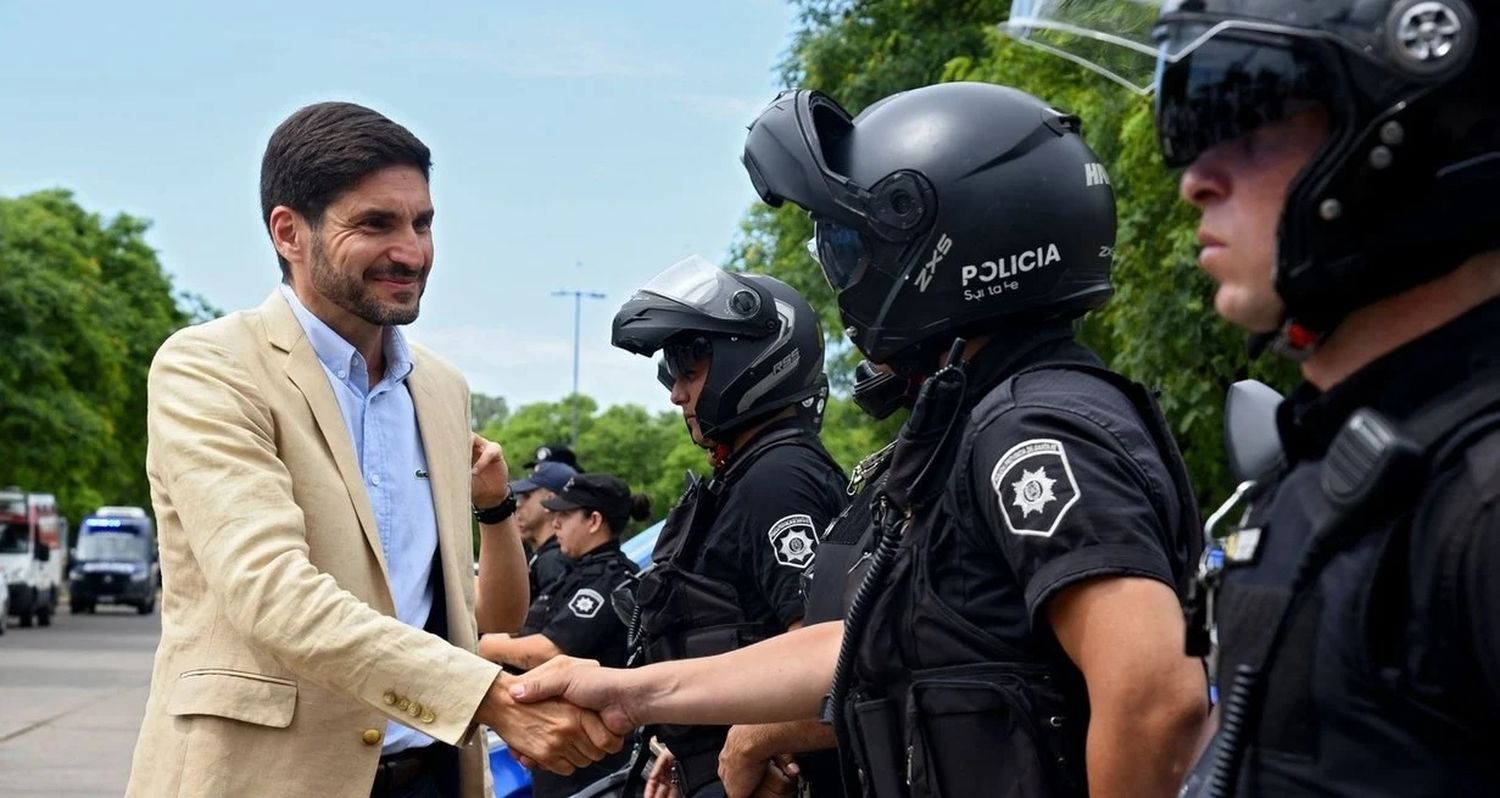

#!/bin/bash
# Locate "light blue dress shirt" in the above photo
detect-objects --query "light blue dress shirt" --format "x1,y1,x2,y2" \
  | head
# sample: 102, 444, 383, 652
279, 285, 440, 754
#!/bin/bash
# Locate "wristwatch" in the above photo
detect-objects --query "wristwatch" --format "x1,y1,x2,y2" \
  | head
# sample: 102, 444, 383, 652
473, 492, 517, 525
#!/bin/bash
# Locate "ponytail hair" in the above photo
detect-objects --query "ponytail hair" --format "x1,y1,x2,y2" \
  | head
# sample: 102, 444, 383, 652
628, 493, 652, 521
603, 493, 652, 537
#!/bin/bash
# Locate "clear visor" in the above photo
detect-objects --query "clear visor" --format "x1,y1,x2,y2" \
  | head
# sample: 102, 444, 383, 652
1001, 0, 1300, 95
1002, 0, 1169, 94
636, 254, 764, 322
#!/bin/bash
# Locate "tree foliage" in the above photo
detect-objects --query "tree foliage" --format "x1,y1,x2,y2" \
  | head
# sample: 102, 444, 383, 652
470, 392, 510, 431
0, 190, 202, 524
730, 0, 1299, 506
481, 392, 897, 538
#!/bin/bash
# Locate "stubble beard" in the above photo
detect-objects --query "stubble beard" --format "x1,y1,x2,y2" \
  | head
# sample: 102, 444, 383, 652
309, 235, 424, 326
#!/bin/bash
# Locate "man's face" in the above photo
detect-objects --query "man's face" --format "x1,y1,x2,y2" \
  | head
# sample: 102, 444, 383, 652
514, 489, 554, 541
1178, 108, 1330, 333
668, 354, 712, 446
297, 164, 434, 327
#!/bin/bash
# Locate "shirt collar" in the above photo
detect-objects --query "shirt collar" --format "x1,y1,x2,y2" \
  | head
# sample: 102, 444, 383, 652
277, 283, 414, 384
960, 320, 1094, 411
1278, 297, 1500, 461
577, 540, 623, 563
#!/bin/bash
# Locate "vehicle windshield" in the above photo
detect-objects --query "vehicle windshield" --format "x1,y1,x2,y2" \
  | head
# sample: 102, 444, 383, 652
0, 521, 30, 554
76, 532, 149, 561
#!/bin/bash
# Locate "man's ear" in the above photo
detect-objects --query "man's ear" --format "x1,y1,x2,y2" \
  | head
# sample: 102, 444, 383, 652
268, 206, 309, 270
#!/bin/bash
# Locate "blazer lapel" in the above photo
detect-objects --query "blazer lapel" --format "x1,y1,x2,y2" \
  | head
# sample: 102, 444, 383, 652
262, 292, 390, 582
407, 360, 473, 646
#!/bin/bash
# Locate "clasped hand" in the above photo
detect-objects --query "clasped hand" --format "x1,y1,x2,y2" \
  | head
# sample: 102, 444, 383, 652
477, 659, 628, 775
499, 655, 641, 771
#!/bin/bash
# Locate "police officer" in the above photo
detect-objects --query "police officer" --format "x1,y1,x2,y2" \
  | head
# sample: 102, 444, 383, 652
511, 460, 580, 598
611, 255, 848, 798
1005, 1, 1500, 794
512, 83, 1210, 798
481, 472, 648, 798
717, 368, 902, 797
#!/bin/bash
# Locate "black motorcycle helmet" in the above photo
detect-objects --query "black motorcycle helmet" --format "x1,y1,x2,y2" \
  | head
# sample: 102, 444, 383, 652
1006, 0, 1500, 343
741, 82, 1117, 367
613, 255, 829, 443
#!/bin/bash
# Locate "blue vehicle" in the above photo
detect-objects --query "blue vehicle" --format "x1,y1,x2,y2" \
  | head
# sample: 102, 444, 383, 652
69, 507, 158, 614
487, 520, 663, 797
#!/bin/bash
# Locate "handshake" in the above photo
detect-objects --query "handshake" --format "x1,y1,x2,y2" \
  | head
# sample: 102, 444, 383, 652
474, 656, 639, 775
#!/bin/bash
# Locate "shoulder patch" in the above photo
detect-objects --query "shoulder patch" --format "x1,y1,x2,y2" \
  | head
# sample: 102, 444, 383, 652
990, 438, 1082, 537
768, 514, 817, 569
567, 588, 605, 619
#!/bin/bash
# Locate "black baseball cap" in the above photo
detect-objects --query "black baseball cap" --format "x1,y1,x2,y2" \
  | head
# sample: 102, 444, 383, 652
542, 473, 631, 520
523, 442, 582, 471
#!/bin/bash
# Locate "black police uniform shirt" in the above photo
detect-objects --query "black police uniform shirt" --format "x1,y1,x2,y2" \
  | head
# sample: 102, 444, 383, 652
842, 327, 1198, 798
519, 540, 639, 668
942, 333, 1193, 655
521, 540, 638, 798
527, 535, 570, 600
695, 417, 849, 629
1209, 298, 1500, 795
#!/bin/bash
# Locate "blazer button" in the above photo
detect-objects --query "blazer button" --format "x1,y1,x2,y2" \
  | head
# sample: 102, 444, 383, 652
361, 728, 382, 746
420, 709, 436, 724
407, 702, 423, 719
383, 691, 398, 706
397, 698, 411, 711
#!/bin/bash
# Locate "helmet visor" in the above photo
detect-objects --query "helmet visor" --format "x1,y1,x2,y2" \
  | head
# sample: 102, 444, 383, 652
1002, 0, 1168, 94
1155, 30, 1331, 167
635, 255, 765, 324
1002, 0, 1332, 95
660, 337, 712, 386
812, 219, 872, 292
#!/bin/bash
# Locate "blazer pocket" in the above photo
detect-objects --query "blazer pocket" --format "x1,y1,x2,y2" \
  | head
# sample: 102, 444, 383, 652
167, 668, 298, 728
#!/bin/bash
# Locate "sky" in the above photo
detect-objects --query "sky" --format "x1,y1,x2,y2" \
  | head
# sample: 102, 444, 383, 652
0, 0, 801, 414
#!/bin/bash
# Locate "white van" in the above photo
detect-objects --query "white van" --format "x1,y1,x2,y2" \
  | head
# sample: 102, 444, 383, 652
0, 487, 64, 627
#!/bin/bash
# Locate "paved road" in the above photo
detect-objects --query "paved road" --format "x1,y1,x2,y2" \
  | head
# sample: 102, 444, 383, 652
0, 603, 158, 797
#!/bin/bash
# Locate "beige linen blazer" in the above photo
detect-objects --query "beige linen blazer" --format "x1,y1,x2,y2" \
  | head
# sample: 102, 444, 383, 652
127, 292, 503, 797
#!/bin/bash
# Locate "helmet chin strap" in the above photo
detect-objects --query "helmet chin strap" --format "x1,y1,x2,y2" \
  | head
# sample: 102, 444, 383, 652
709, 442, 734, 469
1257, 318, 1322, 362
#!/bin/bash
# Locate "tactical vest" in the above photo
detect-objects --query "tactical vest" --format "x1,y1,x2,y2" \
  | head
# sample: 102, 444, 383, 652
797, 443, 895, 798
632, 425, 843, 794
1183, 371, 1500, 797
840, 363, 1201, 798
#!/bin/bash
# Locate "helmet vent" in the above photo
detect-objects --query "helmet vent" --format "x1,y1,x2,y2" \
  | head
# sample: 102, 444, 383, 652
1389, 0, 1474, 75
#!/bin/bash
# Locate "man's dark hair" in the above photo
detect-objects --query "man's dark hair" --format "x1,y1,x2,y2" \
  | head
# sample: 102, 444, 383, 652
260, 102, 432, 279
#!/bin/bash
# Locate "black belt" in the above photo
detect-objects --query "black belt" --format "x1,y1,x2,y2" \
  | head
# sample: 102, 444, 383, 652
371, 744, 448, 798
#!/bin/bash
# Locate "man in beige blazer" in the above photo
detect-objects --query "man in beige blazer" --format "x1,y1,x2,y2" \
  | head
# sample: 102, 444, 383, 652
128, 102, 620, 798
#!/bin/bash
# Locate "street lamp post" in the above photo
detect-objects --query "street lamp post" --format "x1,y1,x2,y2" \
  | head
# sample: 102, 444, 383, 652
552, 289, 607, 445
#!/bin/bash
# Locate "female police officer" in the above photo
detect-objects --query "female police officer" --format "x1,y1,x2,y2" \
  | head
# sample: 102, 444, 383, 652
512, 82, 1210, 798
609, 257, 847, 798
480, 472, 649, 798
1004, 1, 1500, 794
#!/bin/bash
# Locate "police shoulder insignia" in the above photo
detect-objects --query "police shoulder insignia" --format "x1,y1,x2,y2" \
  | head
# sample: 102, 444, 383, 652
768, 514, 817, 569
568, 587, 605, 619
990, 438, 1082, 538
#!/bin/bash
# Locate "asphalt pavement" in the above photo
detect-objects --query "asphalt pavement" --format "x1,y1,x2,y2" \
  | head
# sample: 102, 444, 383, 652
0, 602, 159, 796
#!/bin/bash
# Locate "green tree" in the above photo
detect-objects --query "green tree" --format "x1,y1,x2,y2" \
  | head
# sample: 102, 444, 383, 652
470, 392, 509, 431
0, 190, 193, 524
